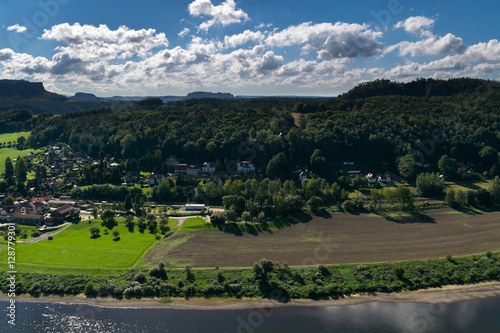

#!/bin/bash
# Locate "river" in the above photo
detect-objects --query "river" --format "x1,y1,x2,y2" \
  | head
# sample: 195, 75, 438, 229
2, 297, 500, 332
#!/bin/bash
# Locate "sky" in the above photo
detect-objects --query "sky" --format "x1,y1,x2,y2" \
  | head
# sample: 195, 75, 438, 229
0, 0, 499, 97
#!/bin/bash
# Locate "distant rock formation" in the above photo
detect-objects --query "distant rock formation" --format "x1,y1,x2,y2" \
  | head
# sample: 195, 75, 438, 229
70, 92, 103, 101
0, 79, 48, 98
186, 91, 234, 99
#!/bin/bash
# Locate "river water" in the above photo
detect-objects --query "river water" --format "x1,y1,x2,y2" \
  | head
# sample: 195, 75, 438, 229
1, 297, 500, 332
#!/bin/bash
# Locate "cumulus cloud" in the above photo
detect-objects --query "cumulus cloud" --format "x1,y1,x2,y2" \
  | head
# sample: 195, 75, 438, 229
188, 0, 249, 31
391, 16, 467, 57
396, 33, 467, 56
224, 30, 264, 48
461, 39, 500, 62
384, 57, 469, 80
266, 22, 384, 59
178, 28, 191, 39
394, 16, 434, 37
7, 24, 27, 33
41, 23, 169, 60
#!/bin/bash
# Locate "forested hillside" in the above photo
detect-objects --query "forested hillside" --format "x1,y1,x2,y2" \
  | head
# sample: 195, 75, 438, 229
19, 78, 499, 181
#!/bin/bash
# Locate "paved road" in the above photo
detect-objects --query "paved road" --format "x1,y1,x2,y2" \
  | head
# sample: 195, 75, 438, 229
20, 223, 72, 244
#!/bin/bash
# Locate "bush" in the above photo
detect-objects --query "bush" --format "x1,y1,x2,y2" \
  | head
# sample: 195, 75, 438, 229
89, 226, 100, 238
135, 272, 147, 283
416, 173, 444, 197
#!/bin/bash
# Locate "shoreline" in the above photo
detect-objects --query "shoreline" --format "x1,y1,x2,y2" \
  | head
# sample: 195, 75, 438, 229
2, 281, 500, 310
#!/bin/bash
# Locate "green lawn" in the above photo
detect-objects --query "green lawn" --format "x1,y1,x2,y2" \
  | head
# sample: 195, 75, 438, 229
179, 217, 216, 232
0, 147, 43, 174
445, 180, 492, 192
0, 131, 31, 145
0, 219, 159, 268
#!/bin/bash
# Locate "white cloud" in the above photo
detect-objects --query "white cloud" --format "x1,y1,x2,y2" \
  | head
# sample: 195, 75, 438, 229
391, 16, 467, 57
461, 39, 500, 62
7, 24, 28, 33
394, 16, 434, 37
266, 22, 384, 59
188, 0, 249, 31
383, 57, 469, 80
396, 33, 467, 56
178, 28, 191, 39
41, 23, 169, 60
224, 30, 264, 48
255, 23, 273, 29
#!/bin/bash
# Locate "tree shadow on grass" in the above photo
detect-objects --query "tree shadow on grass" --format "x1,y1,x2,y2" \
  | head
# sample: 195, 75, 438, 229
378, 211, 437, 224
455, 207, 483, 215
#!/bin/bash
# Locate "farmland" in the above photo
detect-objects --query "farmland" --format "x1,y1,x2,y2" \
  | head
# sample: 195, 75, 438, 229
145, 208, 500, 268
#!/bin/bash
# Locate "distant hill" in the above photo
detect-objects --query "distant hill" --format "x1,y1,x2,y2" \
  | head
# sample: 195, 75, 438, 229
0, 80, 132, 114
340, 78, 500, 100
186, 91, 234, 99
69, 92, 104, 101
0, 79, 66, 101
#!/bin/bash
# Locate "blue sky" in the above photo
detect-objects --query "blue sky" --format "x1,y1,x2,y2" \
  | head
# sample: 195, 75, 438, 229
0, 0, 499, 96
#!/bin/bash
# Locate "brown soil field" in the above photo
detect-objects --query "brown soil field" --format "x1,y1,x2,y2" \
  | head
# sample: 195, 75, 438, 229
145, 209, 500, 268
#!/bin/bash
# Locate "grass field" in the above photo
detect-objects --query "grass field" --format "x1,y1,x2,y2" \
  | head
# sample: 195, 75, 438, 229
0, 148, 43, 174
0, 131, 31, 144
445, 180, 492, 192
0, 218, 162, 268
145, 208, 500, 268
0, 131, 42, 174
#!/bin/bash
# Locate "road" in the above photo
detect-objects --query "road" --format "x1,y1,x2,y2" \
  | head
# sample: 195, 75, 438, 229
20, 223, 72, 244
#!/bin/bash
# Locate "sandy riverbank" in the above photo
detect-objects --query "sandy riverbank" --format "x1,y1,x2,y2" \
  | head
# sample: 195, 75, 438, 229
2, 281, 500, 310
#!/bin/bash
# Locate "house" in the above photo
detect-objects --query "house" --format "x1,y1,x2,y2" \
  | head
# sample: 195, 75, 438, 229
0, 206, 21, 219
366, 173, 378, 184
126, 171, 139, 183
109, 163, 120, 168
175, 164, 188, 174
186, 165, 201, 177
49, 204, 73, 223
347, 170, 362, 178
298, 171, 307, 182
185, 204, 205, 211
378, 173, 392, 184
12, 214, 44, 226
237, 160, 255, 173
23, 201, 48, 215
63, 160, 74, 169
166, 155, 180, 167
104, 154, 113, 162
45, 180, 59, 189
149, 173, 165, 185
67, 172, 77, 180
202, 162, 216, 174
458, 162, 467, 173
22, 202, 37, 215
32, 191, 51, 202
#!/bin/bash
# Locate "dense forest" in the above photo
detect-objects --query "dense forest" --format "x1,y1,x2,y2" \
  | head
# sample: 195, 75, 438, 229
17, 78, 499, 181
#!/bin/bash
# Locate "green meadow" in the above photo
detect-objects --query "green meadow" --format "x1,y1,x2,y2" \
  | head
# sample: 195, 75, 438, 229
0, 218, 166, 269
